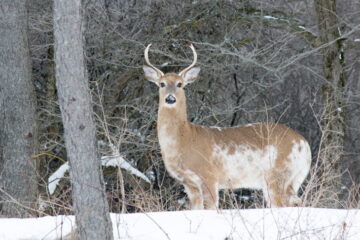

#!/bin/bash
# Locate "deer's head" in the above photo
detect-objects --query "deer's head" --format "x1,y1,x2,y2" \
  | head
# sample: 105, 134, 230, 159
143, 44, 201, 108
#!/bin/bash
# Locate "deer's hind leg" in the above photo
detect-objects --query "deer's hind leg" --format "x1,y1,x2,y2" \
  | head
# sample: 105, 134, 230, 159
285, 169, 308, 206
263, 168, 305, 207
263, 169, 290, 207
286, 184, 302, 206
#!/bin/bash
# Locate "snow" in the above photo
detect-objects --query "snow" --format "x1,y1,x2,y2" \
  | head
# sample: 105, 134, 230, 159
263, 15, 279, 20
48, 162, 70, 195
1, 208, 359, 240
101, 155, 150, 183
48, 155, 150, 195
298, 25, 306, 30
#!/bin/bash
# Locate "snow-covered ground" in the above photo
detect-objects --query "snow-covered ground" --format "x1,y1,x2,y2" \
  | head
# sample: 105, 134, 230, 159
1, 207, 359, 240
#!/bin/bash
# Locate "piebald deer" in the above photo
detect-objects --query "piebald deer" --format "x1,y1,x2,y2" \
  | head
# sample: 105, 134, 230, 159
143, 43, 311, 209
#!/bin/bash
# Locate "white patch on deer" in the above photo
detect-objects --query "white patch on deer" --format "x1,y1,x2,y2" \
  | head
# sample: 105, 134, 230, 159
287, 139, 311, 192
213, 144, 278, 189
158, 125, 178, 158
163, 102, 177, 108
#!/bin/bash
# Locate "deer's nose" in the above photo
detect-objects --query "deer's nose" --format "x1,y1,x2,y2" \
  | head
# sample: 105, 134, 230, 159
165, 95, 176, 104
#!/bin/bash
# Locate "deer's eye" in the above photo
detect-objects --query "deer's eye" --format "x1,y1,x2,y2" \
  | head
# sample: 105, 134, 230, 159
160, 82, 165, 88
177, 82, 182, 88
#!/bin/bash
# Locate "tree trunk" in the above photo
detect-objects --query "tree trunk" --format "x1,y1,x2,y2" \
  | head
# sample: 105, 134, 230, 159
0, 0, 39, 217
314, 0, 346, 206
53, 0, 113, 239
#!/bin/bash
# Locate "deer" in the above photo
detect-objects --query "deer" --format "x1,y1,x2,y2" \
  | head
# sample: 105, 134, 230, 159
142, 43, 311, 210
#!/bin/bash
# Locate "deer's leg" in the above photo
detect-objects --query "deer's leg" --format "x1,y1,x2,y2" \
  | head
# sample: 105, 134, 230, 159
263, 170, 288, 207
184, 184, 203, 209
285, 166, 309, 207
180, 169, 205, 210
286, 184, 302, 206
202, 182, 219, 210
264, 177, 302, 207
263, 186, 286, 207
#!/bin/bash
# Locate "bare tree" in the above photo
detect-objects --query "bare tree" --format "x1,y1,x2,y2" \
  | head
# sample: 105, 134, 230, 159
53, 0, 113, 239
0, 0, 39, 217
314, 0, 346, 204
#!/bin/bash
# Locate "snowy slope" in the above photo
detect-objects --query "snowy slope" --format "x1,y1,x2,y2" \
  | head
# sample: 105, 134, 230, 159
0, 208, 359, 240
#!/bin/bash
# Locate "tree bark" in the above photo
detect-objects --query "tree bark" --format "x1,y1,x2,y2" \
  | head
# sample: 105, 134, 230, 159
53, 0, 113, 239
314, 0, 346, 205
0, 0, 39, 217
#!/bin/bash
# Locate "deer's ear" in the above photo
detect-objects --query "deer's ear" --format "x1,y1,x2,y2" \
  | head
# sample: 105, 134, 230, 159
181, 67, 200, 86
143, 65, 161, 86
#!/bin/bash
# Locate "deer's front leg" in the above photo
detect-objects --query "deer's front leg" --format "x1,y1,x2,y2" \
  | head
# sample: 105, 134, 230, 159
178, 169, 205, 209
184, 184, 204, 209
202, 182, 219, 210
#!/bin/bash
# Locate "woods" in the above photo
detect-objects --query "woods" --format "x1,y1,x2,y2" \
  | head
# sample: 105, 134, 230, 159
0, 0, 360, 238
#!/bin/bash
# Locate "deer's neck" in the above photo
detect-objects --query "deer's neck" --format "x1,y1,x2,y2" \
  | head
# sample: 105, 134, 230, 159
157, 98, 191, 152
158, 100, 189, 130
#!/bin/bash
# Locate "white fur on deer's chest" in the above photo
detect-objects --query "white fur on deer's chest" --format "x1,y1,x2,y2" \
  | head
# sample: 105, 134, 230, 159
158, 125, 178, 159
158, 125, 190, 184
213, 144, 278, 189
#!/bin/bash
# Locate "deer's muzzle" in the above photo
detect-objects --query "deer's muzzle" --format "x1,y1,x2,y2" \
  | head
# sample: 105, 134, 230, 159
165, 95, 176, 105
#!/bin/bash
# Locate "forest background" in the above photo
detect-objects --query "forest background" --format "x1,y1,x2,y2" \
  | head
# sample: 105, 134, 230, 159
1, 0, 360, 219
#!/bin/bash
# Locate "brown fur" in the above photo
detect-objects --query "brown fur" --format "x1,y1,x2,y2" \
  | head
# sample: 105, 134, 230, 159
144, 55, 311, 210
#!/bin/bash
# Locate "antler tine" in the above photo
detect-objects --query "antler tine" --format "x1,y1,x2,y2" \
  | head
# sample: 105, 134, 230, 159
178, 44, 198, 76
144, 44, 164, 76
